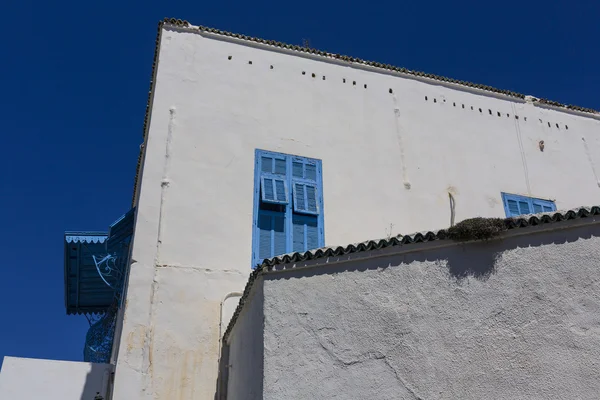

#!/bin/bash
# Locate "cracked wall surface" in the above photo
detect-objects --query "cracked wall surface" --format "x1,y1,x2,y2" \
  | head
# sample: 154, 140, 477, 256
240, 224, 600, 400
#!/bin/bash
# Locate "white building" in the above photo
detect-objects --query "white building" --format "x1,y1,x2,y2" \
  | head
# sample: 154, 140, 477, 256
2, 17, 599, 400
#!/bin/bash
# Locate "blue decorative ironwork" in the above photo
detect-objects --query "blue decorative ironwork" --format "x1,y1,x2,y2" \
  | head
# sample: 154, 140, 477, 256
84, 303, 118, 364
82, 208, 135, 364
92, 254, 123, 290
65, 234, 107, 244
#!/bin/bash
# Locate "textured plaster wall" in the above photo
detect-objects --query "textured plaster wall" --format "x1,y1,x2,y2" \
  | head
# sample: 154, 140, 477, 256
0, 357, 112, 400
260, 224, 600, 399
225, 279, 264, 399
114, 24, 600, 400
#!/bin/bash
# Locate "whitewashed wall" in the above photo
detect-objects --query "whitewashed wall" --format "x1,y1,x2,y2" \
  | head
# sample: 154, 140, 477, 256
0, 357, 112, 400
247, 223, 600, 400
113, 24, 600, 400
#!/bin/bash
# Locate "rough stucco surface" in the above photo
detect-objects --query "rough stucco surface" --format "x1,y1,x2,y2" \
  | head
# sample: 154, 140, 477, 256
260, 225, 600, 399
226, 279, 264, 399
115, 23, 600, 400
0, 357, 112, 400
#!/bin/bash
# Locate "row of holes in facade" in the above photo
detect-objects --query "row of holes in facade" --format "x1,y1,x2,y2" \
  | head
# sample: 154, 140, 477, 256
230, 56, 570, 130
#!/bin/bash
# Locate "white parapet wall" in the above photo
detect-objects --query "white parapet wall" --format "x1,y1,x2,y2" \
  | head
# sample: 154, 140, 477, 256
0, 357, 112, 400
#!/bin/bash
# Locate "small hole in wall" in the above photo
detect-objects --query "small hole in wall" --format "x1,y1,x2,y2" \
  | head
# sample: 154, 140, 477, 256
524, 117, 527, 121
312, 73, 316, 78
323, 76, 326, 80
539, 119, 543, 124
434, 98, 437, 103
443, 99, 446, 103
515, 115, 519, 120
389, 88, 393, 94
462, 104, 465, 109
343, 78, 346, 83
425, 96, 428, 101
453, 102, 456, 107
364, 84, 367, 88
228, 56, 232, 60
353, 81, 356, 85
556, 123, 559, 129
566, 125, 569, 130
479, 108, 482, 113
270, 65, 273, 69
497, 111, 501, 117
248, 61, 252, 64
470, 106, 474, 110
548, 122, 551, 127
507, 113, 510, 118
302, 71, 306, 75
488, 109, 492, 115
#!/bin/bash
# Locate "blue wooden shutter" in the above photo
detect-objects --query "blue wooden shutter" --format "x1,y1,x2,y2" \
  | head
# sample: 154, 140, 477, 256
532, 198, 556, 213
292, 214, 319, 253
293, 181, 319, 214
503, 193, 556, 217
260, 153, 288, 204
291, 156, 319, 215
257, 211, 287, 262
261, 177, 288, 204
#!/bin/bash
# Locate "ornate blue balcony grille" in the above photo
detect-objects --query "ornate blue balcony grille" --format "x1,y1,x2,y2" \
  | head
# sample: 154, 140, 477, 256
65, 209, 135, 364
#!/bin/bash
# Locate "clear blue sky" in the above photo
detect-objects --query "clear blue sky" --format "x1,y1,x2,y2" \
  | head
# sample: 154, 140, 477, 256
1, 0, 598, 367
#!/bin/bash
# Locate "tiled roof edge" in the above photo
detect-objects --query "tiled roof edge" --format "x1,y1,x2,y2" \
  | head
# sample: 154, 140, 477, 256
163, 18, 598, 115
222, 206, 600, 342
132, 18, 598, 206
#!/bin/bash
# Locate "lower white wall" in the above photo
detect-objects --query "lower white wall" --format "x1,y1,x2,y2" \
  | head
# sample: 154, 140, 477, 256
256, 223, 600, 400
0, 357, 112, 400
225, 280, 264, 400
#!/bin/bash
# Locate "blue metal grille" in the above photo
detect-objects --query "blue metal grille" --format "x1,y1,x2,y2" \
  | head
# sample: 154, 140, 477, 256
82, 209, 135, 364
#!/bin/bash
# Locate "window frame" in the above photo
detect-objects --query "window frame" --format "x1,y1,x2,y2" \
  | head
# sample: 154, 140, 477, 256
501, 192, 556, 217
252, 149, 325, 268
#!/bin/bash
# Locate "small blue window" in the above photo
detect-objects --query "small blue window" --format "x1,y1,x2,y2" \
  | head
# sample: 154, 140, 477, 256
501, 192, 556, 217
252, 150, 325, 268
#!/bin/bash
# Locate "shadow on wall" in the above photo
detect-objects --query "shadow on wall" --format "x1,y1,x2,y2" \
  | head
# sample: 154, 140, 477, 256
271, 223, 598, 282
215, 342, 229, 400
80, 362, 112, 400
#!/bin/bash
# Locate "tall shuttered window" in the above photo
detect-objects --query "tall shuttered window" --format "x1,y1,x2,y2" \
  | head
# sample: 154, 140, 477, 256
252, 150, 324, 268
501, 192, 556, 217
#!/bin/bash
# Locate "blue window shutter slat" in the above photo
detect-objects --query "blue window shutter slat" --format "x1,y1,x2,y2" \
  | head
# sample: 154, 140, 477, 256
519, 201, 531, 214
274, 179, 286, 202
294, 182, 307, 212
262, 178, 275, 201
306, 185, 318, 213
533, 203, 543, 213
258, 213, 272, 260
272, 214, 286, 256
292, 161, 303, 178
306, 217, 318, 250
292, 215, 305, 252
305, 163, 317, 181
261, 156, 273, 173
507, 199, 520, 216
543, 205, 553, 212
292, 215, 318, 252
274, 159, 286, 175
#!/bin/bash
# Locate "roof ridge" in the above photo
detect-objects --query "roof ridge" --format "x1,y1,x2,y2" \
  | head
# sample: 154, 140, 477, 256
161, 17, 598, 116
